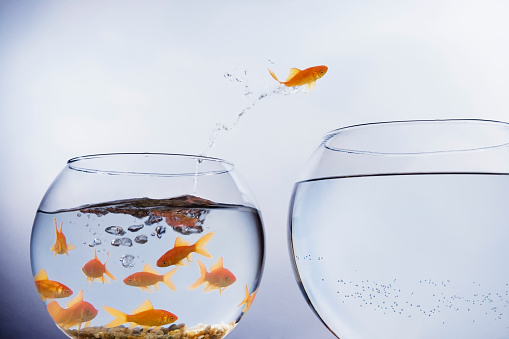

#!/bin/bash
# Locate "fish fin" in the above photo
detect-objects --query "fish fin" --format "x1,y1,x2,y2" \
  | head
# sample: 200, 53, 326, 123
93, 249, 99, 260
176, 260, 189, 266
238, 285, 250, 306
203, 283, 215, 293
67, 243, 76, 251
210, 257, 224, 271
186, 253, 192, 262
132, 299, 154, 314
162, 268, 178, 291
188, 260, 207, 290
40, 295, 47, 301
103, 306, 128, 328
268, 68, 282, 83
84, 321, 91, 329
306, 81, 316, 90
34, 269, 48, 281
285, 68, 301, 81
104, 267, 116, 281
139, 286, 150, 293
194, 232, 214, 258
142, 263, 159, 275
174, 236, 190, 247
47, 301, 63, 321
66, 290, 83, 308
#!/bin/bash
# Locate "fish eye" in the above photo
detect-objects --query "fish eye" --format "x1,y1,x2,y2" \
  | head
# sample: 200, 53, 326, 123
320, 70, 324, 74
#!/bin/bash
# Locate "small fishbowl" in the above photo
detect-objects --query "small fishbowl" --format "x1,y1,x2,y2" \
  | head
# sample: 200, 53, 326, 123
289, 119, 509, 338
31, 153, 265, 339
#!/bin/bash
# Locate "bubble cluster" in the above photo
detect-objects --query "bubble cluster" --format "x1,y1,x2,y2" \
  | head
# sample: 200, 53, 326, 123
332, 277, 509, 322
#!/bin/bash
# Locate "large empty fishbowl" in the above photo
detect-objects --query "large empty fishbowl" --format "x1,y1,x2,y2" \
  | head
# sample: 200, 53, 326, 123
31, 153, 264, 339
289, 119, 509, 338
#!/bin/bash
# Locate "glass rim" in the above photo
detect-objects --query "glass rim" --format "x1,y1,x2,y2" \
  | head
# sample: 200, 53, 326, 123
323, 118, 509, 155
67, 152, 235, 177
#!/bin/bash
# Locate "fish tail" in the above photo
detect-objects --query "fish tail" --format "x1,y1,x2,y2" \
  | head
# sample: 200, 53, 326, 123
103, 306, 128, 328
188, 260, 207, 290
47, 301, 63, 322
162, 268, 178, 291
268, 68, 282, 83
105, 269, 116, 281
194, 232, 214, 258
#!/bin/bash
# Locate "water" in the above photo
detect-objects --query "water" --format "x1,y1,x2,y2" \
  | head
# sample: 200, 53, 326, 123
31, 195, 264, 338
200, 66, 308, 156
290, 173, 509, 339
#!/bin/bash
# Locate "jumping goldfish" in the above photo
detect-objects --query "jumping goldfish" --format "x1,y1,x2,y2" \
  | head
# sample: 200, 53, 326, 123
123, 264, 178, 292
47, 290, 98, 330
156, 232, 215, 267
268, 65, 328, 90
82, 249, 115, 285
34, 269, 73, 301
238, 285, 257, 313
188, 257, 236, 295
103, 299, 177, 330
50, 218, 76, 256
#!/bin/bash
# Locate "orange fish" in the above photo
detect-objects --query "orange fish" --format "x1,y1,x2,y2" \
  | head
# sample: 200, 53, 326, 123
103, 299, 177, 330
123, 264, 178, 292
82, 249, 115, 285
188, 257, 236, 295
50, 218, 76, 256
47, 290, 98, 330
34, 269, 73, 301
268, 65, 328, 90
238, 285, 257, 313
156, 232, 215, 267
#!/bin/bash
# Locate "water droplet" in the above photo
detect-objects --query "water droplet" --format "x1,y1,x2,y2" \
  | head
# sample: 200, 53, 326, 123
145, 215, 162, 225
155, 226, 166, 238
128, 224, 144, 232
105, 226, 125, 236
88, 238, 102, 247
111, 238, 122, 247
121, 237, 133, 247
134, 235, 148, 244
120, 254, 135, 268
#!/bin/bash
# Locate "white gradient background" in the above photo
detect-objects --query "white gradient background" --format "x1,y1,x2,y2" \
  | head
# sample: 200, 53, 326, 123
1, 1, 509, 338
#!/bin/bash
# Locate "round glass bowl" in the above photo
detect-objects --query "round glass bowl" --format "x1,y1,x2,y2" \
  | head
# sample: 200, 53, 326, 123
31, 153, 265, 339
289, 119, 509, 338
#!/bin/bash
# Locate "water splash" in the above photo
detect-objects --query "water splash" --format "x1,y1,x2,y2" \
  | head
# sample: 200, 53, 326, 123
192, 63, 308, 194
201, 66, 306, 156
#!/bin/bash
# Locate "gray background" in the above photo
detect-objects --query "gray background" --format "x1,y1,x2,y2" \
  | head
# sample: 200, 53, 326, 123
1, 0, 509, 338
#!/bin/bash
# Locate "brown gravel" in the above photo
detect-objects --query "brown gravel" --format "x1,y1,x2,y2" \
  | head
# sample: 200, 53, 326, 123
63, 322, 235, 339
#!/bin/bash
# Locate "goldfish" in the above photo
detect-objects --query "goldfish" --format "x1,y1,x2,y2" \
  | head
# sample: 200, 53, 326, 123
47, 290, 98, 330
103, 299, 177, 330
34, 269, 73, 301
123, 264, 178, 292
82, 249, 115, 285
188, 257, 236, 295
268, 65, 328, 90
50, 218, 76, 256
156, 232, 215, 267
238, 285, 257, 313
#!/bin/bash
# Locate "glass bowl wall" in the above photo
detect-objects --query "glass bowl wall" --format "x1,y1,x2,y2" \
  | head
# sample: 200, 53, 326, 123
289, 120, 509, 339
31, 153, 264, 339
